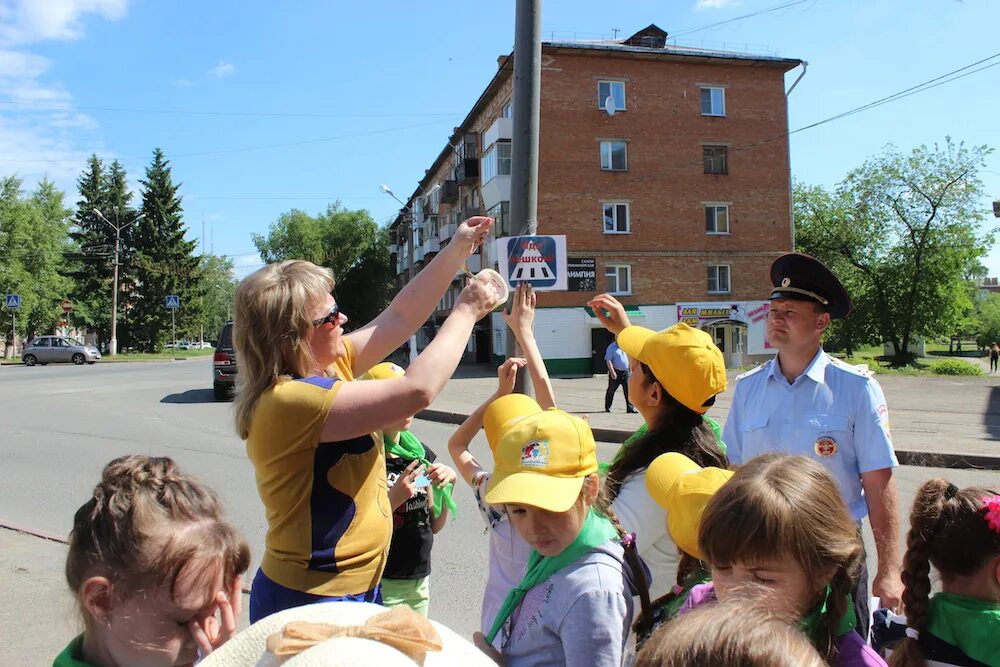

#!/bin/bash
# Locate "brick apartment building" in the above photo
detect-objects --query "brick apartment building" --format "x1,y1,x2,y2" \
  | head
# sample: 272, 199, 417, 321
390, 25, 802, 374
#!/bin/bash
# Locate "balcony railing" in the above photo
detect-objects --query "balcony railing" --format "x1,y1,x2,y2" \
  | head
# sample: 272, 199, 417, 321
422, 237, 440, 255
438, 222, 457, 242
454, 156, 479, 185
440, 180, 459, 204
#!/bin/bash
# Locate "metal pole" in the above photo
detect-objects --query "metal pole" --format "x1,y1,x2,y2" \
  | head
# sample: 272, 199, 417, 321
507, 0, 542, 393
172, 308, 176, 353
407, 216, 418, 364
110, 222, 121, 356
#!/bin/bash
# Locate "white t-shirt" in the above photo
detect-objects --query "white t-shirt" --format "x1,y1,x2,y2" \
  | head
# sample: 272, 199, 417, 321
610, 469, 680, 600
473, 471, 532, 647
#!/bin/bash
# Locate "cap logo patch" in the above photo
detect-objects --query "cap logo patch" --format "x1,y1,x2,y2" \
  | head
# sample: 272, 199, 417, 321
814, 436, 838, 457
520, 441, 550, 468
389, 364, 403, 374
781, 277, 791, 287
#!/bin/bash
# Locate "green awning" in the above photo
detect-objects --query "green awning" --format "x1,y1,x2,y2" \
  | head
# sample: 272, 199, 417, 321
584, 304, 645, 318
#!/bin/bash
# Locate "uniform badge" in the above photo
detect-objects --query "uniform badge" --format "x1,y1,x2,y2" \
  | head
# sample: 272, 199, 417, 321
815, 436, 838, 457
520, 441, 550, 468
781, 277, 791, 287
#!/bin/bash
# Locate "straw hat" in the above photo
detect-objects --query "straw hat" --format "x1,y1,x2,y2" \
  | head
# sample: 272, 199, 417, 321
200, 601, 496, 667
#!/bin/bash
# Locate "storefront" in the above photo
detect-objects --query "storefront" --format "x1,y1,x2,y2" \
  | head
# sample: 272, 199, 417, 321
676, 301, 773, 369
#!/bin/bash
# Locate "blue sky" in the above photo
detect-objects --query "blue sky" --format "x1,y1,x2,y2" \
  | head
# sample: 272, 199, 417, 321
2, 0, 999, 278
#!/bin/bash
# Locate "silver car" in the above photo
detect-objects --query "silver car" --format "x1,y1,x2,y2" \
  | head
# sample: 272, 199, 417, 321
22, 336, 102, 366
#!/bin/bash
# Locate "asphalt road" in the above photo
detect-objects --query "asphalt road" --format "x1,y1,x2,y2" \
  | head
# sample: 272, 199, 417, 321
1, 358, 999, 663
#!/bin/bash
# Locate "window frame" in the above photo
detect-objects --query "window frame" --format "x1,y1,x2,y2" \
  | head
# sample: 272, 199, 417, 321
707, 264, 731, 294
700, 86, 727, 117
602, 202, 630, 234
600, 140, 628, 171
703, 145, 728, 175
704, 204, 731, 235
597, 80, 627, 111
605, 264, 632, 296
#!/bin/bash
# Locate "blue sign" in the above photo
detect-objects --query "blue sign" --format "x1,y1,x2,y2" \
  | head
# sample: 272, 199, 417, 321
165, 295, 180, 309
5, 294, 21, 309
505, 235, 558, 288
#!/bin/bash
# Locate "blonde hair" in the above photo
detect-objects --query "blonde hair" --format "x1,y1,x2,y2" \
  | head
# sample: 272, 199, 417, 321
233, 260, 335, 439
635, 598, 826, 667
699, 453, 862, 663
66, 456, 250, 623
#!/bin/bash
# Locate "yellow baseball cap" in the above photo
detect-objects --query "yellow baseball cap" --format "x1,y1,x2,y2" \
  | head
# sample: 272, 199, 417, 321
360, 361, 405, 381
616, 323, 726, 414
645, 452, 733, 560
483, 394, 597, 513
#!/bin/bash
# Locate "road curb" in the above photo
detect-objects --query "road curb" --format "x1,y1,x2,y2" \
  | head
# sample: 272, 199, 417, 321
416, 409, 1000, 470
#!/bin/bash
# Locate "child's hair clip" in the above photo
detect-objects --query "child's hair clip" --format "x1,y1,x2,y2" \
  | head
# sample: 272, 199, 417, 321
620, 532, 637, 549
982, 495, 1000, 534
944, 483, 959, 499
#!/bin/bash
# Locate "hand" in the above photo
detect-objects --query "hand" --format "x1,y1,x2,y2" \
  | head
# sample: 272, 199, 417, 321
448, 216, 494, 258
496, 357, 526, 396
187, 576, 241, 656
388, 460, 424, 510
609, 369, 617, 380
587, 293, 632, 335
873, 570, 904, 613
426, 462, 457, 489
454, 276, 500, 320
502, 283, 536, 339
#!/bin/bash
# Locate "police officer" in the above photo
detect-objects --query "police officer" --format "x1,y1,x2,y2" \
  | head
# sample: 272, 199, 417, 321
722, 253, 903, 633
604, 339, 637, 413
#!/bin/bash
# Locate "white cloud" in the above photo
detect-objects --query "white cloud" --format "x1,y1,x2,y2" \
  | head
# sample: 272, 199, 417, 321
0, 0, 128, 45
696, 0, 739, 9
210, 61, 235, 78
172, 77, 194, 88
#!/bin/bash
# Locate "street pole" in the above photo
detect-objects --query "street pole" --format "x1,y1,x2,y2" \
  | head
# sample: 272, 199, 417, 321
507, 0, 542, 394
94, 208, 145, 356
172, 308, 176, 352
380, 185, 420, 364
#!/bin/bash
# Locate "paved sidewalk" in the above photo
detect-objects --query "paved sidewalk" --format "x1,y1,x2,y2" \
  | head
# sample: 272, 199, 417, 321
423, 366, 1000, 468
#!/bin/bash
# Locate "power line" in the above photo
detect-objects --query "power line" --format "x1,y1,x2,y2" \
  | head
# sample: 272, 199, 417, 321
669, 0, 818, 40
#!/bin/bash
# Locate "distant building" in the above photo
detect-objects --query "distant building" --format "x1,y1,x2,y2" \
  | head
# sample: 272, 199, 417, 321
391, 24, 802, 373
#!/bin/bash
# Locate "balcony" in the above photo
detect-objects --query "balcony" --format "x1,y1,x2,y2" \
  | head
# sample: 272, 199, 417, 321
461, 205, 483, 221
440, 180, 459, 204
484, 117, 513, 147
454, 157, 479, 186
438, 222, 457, 242
422, 237, 440, 256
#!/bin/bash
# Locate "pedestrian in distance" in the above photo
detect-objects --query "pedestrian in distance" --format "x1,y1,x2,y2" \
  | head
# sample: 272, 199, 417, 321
360, 361, 459, 617
604, 339, 637, 413
722, 252, 903, 634
232, 216, 500, 623
55, 455, 250, 667
990, 342, 999, 373
872, 479, 1000, 667
586, 292, 729, 599
685, 453, 887, 667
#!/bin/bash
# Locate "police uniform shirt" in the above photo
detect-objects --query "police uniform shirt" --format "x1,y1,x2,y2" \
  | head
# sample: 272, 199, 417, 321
722, 348, 897, 521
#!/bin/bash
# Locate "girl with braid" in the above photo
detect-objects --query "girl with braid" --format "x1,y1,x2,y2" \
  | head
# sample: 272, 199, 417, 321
683, 453, 886, 666
872, 479, 1000, 667
55, 455, 250, 667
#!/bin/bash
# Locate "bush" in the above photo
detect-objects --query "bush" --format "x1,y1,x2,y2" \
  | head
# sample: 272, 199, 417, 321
929, 359, 983, 376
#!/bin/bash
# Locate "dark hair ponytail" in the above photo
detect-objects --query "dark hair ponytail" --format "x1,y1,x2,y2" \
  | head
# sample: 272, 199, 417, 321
605, 363, 727, 502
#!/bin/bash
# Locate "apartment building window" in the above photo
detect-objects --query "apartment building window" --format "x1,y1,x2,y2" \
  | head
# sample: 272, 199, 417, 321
600, 141, 628, 171
605, 264, 632, 295
703, 145, 728, 174
700, 86, 726, 116
705, 204, 730, 234
597, 80, 626, 110
488, 201, 510, 237
502, 99, 513, 118
603, 203, 630, 234
482, 142, 512, 183
708, 265, 731, 294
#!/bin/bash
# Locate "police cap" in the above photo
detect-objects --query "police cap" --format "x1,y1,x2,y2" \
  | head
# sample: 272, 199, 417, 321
769, 253, 852, 320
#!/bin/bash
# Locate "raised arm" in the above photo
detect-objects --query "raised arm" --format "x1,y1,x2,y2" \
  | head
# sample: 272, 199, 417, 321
586, 293, 633, 336
503, 284, 556, 410
321, 277, 497, 442
347, 216, 494, 375
448, 357, 525, 487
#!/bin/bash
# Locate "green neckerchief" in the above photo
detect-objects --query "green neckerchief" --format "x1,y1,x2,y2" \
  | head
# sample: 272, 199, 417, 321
797, 585, 857, 645
383, 430, 456, 520
486, 508, 619, 643
53, 636, 96, 667
597, 417, 727, 475
926, 592, 1000, 666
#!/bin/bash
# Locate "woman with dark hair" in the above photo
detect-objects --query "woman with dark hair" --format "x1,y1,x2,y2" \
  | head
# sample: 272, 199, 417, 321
587, 293, 729, 598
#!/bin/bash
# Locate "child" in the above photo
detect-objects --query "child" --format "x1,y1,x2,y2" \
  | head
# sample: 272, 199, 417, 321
632, 452, 733, 645
872, 479, 1000, 667
361, 361, 459, 617
587, 292, 729, 598
448, 284, 556, 646
688, 453, 886, 667
481, 394, 650, 666
635, 598, 826, 667
56, 455, 250, 667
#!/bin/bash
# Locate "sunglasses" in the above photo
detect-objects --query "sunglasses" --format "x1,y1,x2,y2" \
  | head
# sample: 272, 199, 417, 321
311, 303, 341, 328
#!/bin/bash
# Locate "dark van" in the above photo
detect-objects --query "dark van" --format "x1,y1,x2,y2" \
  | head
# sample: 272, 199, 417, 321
213, 321, 236, 400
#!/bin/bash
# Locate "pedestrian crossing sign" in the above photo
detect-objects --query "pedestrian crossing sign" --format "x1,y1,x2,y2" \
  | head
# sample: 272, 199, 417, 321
5, 294, 21, 309
495, 235, 568, 292
165, 295, 180, 309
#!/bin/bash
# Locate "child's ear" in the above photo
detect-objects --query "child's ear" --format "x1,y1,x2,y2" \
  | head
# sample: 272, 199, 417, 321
582, 474, 600, 503
646, 379, 663, 407
80, 576, 114, 622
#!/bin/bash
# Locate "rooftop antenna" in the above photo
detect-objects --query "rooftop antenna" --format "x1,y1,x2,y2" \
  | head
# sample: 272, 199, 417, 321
611, 27, 620, 39
604, 95, 617, 116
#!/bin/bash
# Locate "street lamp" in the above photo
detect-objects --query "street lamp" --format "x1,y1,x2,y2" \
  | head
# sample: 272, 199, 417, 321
214, 283, 232, 321
93, 208, 145, 356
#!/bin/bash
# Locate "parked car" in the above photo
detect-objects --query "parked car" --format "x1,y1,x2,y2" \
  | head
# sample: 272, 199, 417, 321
213, 322, 236, 400
22, 336, 101, 366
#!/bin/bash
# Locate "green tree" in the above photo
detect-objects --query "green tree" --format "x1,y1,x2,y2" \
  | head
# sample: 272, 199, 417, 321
131, 149, 201, 351
794, 140, 994, 364
975, 292, 1000, 349
196, 254, 237, 344
252, 203, 394, 326
67, 154, 113, 347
